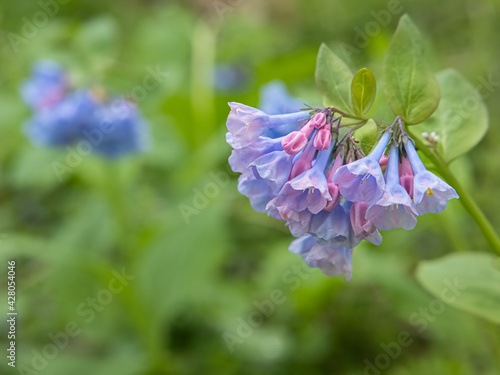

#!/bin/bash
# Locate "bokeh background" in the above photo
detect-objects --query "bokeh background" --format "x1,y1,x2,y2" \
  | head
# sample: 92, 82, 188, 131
1, 0, 500, 374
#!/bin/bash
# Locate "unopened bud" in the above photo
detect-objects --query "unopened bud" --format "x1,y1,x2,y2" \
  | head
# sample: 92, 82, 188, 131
282, 131, 308, 155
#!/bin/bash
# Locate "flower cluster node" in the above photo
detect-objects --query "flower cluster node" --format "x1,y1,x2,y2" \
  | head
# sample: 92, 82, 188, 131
422, 131, 440, 146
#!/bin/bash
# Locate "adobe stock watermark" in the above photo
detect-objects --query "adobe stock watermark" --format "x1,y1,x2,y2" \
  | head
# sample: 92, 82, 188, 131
7, 0, 70, 54
363, 278, 466, 375
223, 262, 314, 353
17, 268, 135, 375
340, 0, 406, 59
51, 65, 168, 182
179, 170, 231, 224
212, 0, 245, 21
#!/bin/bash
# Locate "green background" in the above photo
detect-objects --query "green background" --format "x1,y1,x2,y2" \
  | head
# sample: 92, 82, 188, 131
0, 0, 499, 374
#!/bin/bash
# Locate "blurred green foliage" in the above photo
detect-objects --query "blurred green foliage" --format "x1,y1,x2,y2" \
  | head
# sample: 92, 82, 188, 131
0, 0, 499, 374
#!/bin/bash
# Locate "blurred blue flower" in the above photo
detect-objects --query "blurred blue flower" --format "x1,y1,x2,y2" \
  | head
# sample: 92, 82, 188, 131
22, 61, 150, 159
259, 80, 306, 138
258, 80, 304, 115
92, 98, 149, 158
213, 64, 251, 92
21, 60, 69, 111
25, 90, 99, 147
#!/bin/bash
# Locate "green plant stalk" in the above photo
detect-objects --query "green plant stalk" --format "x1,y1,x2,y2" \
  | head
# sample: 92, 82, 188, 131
190, 19, 216, 147
407, 129, 500, 256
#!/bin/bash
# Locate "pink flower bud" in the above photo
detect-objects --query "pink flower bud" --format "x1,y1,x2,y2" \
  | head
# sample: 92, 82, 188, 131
399, 155, 415, 198
299, 121, 315, 137
309, 112, 327, 129
324, 154, 344, 211
324, 182, 341, 211
282, 131, 308, 155
313, 125, 332, 150
289, 141, 316, 179
379, 154, 389, 167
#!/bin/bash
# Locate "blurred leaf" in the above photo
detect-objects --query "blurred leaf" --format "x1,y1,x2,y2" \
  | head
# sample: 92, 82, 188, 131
354, 244, 432, 319
136, 194, 229, 323
0, 233, 47, 262
315, 43, 353, 113
73, 16, 120, 75
9, 146, 63, 190
416, 252, 500, 324
351, 68, 376, 116
416, 69, 488, 163
353, 119, 378, 154
51, 195, 116, 255
34, 344, 146, 375
383, 14, 440, 124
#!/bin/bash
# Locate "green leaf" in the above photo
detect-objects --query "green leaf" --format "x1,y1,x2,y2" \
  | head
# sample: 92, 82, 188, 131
416, 252, 500, 324
384, 14, 440, 124
354, 119, 378, 154
351, 68, 376, 116
416, 69, 489, 163
315, 43, 353, 113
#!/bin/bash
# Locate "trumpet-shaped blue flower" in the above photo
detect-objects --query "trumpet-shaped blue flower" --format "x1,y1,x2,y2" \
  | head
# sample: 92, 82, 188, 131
228, 136, 283, 173
237, 169, 277, 212
350, 201, 383, 246
249, 150, 295, 194
269, 145, 333, 216
226, 102, 310, 149
404, 140, 459, 215
365, 146, 418, 230
332, 131, 391, 204
308, 202, 355, 246
289, 235, 353, 281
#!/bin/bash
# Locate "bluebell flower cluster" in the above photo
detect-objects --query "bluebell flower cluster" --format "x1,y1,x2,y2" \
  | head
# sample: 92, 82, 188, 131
22, 61, 149, 158
226, 97, 459, 280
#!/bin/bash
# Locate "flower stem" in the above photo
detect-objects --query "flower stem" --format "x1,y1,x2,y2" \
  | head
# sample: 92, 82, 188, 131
331, 107, 367, 121
407, 129, 500, 256
339, 121, 365, 128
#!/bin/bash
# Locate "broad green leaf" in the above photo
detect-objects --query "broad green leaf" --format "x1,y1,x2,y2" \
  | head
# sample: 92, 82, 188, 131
351, 68, 376, 116
416, 252, 500, 324
417, 69, 489, 163
384, 14, 440, 124
354, 119, 378, 154
315, 43, 353, 113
